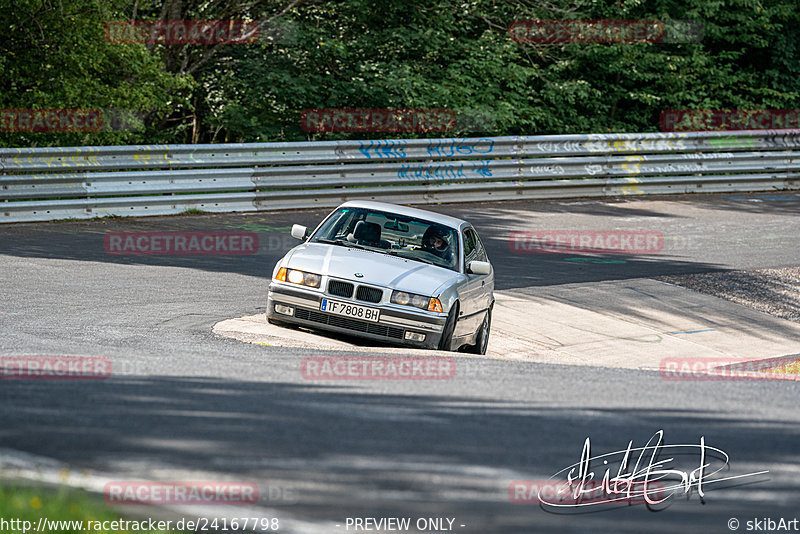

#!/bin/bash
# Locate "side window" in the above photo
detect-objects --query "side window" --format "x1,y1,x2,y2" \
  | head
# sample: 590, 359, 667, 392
463, 229, 477, 261
474, 232, 488, 262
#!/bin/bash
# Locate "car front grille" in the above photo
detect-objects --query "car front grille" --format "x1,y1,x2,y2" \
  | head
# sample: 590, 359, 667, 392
355, 285, 383, 303
327, 280, 354, 298
294, 307, 404, 340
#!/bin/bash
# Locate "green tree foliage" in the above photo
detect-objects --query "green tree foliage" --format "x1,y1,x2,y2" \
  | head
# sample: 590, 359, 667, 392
1, 0, 799, 146
0, 0, 190, 147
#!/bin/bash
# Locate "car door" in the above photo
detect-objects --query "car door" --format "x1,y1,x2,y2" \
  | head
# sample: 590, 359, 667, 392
472, 228, 494, 313
454, 226, 486, 338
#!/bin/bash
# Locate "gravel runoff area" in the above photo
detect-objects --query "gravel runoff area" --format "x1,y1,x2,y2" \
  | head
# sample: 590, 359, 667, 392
657, 267, 800, 323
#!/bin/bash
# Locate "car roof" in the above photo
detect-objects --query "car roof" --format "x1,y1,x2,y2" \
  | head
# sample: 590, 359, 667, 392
338, 201, 467, 229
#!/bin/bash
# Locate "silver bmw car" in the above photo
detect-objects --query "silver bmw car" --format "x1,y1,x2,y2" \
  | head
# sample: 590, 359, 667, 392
266, 201, 495, 354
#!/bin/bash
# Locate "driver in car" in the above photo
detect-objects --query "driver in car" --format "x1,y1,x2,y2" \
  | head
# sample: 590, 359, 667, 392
421, 226, 453, 264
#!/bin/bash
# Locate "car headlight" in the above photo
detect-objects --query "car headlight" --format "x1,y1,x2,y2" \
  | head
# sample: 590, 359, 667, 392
276, 267, 321, 288
391, 290, 442, 312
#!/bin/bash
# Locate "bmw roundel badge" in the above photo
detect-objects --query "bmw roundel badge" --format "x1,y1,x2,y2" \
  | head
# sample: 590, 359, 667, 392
354, 273, 364, 278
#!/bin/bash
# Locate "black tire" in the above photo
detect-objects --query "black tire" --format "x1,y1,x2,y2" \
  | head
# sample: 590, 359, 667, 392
437, 301, 459, 351
465, 306, 492, 355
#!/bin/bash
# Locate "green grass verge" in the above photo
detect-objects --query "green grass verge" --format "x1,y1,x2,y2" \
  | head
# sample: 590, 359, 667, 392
0, 485, 182, 534
766, 358, 800, 376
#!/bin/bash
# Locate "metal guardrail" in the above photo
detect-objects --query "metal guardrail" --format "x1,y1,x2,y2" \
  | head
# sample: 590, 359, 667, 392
2, 130, 799, 223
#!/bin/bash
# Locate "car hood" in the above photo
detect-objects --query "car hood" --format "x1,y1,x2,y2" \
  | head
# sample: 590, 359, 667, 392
285, 243, 461, 296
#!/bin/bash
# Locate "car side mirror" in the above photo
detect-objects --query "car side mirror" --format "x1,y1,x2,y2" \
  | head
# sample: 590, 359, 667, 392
467, 260, 491, 275
291, 224, 309, 240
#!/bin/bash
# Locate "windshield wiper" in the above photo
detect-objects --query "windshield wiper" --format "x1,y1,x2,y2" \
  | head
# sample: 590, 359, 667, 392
408, 257, 441, 267
315, 237, 343, 245
315, 237, 370, 251
386, 250, 441, 267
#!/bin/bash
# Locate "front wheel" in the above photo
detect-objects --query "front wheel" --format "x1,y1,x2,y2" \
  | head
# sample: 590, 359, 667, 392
465, 307, 491, 355
437, 301, 459, 351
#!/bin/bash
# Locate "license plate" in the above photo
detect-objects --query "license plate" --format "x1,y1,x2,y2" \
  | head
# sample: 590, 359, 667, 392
320, 298, 380, 323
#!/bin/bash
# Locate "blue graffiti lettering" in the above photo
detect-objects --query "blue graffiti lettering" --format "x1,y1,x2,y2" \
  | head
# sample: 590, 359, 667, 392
358, 139, 408, 159
471, 160, 492, 177
426, 138, 494, 158
397, 162, 483, 180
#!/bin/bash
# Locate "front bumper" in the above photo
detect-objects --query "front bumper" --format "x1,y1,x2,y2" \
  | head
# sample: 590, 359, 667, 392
267, 281, 447, 349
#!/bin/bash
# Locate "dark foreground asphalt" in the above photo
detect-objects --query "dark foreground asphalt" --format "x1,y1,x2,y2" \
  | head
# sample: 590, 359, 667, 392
1, 192, 799, 533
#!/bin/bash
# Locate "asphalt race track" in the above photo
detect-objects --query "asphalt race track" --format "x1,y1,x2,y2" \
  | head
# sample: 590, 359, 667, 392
1, 192, 799, 533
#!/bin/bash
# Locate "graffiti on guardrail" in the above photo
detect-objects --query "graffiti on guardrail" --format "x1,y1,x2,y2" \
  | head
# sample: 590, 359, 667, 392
426, 138, 494, 158
583, 164, 603, 175
706, 136, 758, 149
356, 138, 495, 159
677, 151, 733, 160
621, 162, 704, 175
3, 131, 800, 224
595, 138, 687, 152
357, 139, 408, 159
532, 138, 689, 154
397, 160, 492, 180
531, 164, 565, 175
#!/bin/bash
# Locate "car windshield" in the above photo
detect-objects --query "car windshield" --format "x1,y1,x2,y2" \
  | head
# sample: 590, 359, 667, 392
310, 207, 460, 271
